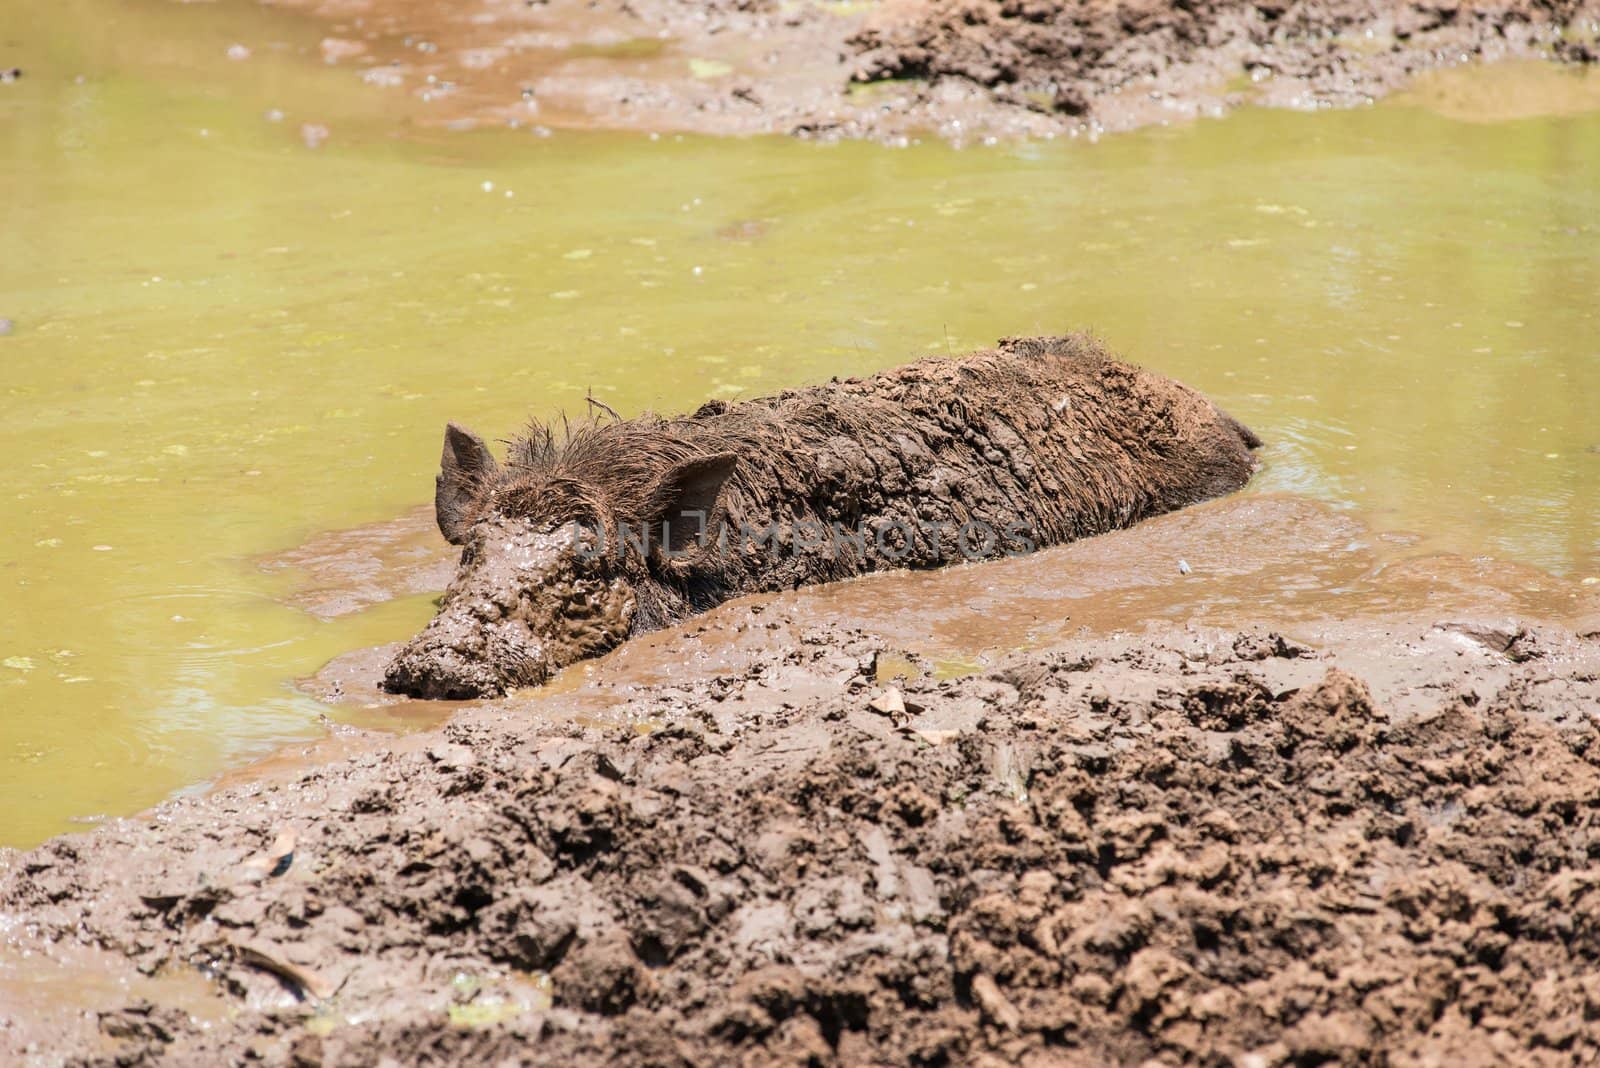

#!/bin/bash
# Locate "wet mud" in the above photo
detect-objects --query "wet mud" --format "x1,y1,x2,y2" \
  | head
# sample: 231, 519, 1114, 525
258, 0, 1600, 141
259, 507, 457, 622
5, 496, 1600, 1065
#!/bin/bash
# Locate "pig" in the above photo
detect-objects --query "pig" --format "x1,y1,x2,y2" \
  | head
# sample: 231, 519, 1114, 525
384, 334, 1260, 698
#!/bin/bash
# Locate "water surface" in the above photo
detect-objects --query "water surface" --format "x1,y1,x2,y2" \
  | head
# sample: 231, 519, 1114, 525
2, 0, 1597, 846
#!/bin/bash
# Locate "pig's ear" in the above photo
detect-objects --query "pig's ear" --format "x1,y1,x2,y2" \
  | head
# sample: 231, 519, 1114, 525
436, 422, 499, 545
649, 452, 738, 554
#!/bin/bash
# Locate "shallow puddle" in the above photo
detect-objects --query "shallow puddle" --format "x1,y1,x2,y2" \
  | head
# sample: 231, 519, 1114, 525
2, 0, 1598, 845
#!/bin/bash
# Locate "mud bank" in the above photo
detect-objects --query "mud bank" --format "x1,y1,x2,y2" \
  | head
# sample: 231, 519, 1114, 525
5, 497, 1600, 1065
260, 0, 1600, 140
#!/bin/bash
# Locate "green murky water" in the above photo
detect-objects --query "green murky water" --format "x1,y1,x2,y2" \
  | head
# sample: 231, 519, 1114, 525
3, 0, 1598, 847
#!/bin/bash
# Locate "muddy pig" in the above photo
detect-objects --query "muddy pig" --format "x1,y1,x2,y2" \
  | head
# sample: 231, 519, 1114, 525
384, 334, 1260, 697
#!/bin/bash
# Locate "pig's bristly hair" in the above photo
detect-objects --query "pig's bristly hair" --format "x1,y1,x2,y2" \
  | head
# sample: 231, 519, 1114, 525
468, 332, 1259, 634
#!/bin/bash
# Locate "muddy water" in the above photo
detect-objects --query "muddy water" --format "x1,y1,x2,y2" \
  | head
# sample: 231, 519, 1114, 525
2, 0, 1598, 846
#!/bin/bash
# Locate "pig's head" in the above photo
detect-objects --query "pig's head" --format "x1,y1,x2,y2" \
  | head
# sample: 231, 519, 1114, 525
383, 422, 736, 699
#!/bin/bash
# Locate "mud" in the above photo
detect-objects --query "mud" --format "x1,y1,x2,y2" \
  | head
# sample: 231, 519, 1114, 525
259, 507, 456, 622
6, 496, 1600, 1065
256, 0, 1600, 142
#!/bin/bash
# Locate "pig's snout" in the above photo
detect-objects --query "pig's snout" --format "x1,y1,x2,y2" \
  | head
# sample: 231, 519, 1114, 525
382, 517, 633, 700
384, 640, 498, 699
382, 615, 546, 700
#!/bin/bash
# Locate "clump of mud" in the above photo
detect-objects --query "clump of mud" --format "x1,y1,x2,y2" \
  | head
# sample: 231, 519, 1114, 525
847, 0, 1599, 131
5, 611, 1600, 1064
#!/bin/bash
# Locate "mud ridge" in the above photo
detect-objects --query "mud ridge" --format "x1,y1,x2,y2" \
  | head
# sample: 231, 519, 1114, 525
5, 602, 1600, 1064
258, 0, 1600, 142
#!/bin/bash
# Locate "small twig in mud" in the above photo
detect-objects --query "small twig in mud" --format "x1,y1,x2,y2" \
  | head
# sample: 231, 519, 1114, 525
971, 973, 1021, 1031
230, 940, 338, 1003
898, 726, 962, 746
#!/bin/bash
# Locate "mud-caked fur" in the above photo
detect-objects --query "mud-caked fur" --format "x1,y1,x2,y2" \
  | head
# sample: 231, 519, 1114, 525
385, 334, 1260, 697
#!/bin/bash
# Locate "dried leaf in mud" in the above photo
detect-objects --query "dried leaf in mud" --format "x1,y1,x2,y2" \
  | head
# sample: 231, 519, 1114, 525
231, 940, 337, 1002
869, 687, 905, 717
868, 686, 924, 726
239, 828, 297, 881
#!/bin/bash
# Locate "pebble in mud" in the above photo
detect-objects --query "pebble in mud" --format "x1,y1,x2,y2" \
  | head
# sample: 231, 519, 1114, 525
0, 318, 14, 337
0, 68, 21, 84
